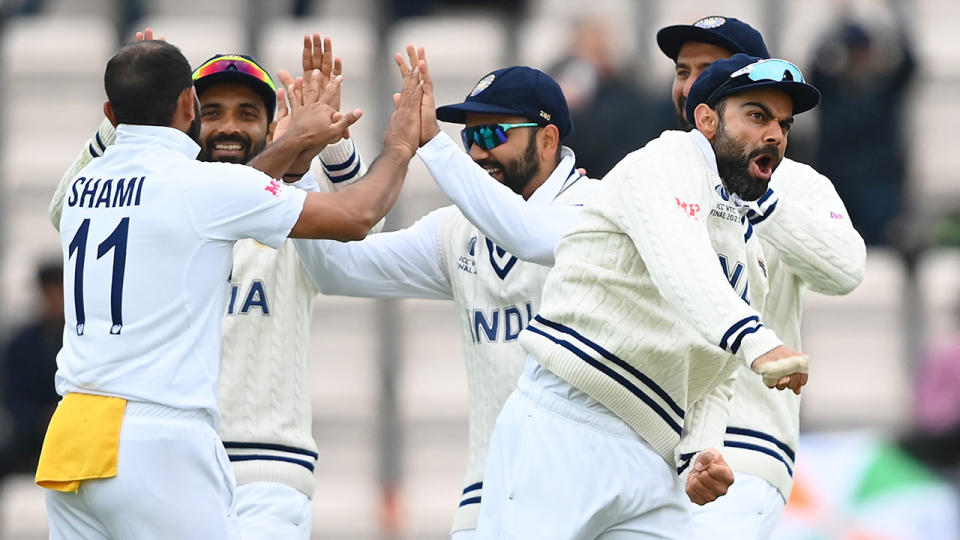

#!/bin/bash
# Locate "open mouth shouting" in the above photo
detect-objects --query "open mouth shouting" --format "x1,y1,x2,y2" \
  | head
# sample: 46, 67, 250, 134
748, 147, 781, 182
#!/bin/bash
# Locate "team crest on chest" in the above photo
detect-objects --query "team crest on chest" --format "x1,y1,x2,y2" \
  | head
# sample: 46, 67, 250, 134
486, 238, 518, 280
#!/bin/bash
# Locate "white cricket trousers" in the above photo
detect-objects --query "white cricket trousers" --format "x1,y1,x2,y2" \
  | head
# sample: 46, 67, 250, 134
688, 473, 785, 539
475, 364, 690, 539
45, 402, 237, 539
235, 481, 312, 539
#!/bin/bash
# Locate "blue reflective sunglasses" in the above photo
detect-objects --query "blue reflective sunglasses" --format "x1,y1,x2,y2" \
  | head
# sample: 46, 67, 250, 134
460, 122, 539, 151
706, 59, 806, 104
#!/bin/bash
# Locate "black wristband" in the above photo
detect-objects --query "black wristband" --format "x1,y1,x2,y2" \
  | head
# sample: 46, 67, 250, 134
282, 170, 309, 180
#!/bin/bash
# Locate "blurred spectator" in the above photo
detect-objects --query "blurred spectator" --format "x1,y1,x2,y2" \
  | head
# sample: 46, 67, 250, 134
550, 18, 664, 178
0, 260, 63, 483
900, 329, 960, 472
809, 20, 916, 246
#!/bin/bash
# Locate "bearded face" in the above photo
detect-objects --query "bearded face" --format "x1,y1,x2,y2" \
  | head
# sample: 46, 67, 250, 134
474, 128, 542, 197
712, 115, 782, 202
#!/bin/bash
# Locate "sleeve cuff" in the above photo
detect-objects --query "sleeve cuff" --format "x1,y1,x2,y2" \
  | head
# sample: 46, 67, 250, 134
416, 131, 458, 161
737, 327, 784, 368
289, 170, 320, 192
319, 137, 355, 165
319, 138, 362, 184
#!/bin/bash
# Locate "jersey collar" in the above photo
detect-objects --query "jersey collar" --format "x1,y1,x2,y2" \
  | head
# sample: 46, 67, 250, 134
527, 146, 579, 207
115, 124, 202, 160
689, 129, 719, 176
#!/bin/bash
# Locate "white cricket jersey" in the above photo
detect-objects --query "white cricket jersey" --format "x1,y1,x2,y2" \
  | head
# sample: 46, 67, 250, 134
721, 158, 865, 500
55, 124, 306, 426
293, 132, 599, 532
520, 129, 783, 474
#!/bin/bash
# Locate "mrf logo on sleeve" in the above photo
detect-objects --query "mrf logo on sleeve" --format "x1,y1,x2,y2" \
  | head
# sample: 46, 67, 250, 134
264, 180, 282, 197
675, 197, 701, 220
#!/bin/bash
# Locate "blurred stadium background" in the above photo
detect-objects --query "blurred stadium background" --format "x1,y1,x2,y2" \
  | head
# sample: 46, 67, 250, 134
1, 0, 959, 538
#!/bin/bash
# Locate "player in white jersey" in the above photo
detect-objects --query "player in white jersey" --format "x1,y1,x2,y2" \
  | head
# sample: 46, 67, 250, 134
473, 54, 818, 539
36, 39, 424, 539
46, 33, 374, 538
656, 17, 866, 538
291, 52, 599, 539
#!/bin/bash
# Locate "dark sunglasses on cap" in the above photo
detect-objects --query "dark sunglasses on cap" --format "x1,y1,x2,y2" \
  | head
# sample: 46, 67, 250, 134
460, 122, 539, 151
706, 59, 805, 105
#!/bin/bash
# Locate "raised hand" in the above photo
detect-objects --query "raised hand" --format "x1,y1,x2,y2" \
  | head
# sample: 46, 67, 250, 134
394, 45, 440, 146
685, 449, 735, 505
281, 69, 362, 156
384, 62, 424, 159
302, 33, 343, 112
134, 28, 164, 42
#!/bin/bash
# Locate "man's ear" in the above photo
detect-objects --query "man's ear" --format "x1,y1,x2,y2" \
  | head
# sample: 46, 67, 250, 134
103, 101, 118, 127
694, 103, 718, 140
539, 124, 560, 161
179, 86, 197, 125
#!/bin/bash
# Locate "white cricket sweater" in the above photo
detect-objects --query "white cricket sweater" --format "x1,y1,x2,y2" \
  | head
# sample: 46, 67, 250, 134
50, 123, 368, 497
293, 132, 599, 531
520, 129, 784, 472
721, 158, 865, 501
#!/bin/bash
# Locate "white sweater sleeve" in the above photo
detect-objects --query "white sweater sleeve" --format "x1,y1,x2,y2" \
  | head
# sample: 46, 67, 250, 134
416, 132, 586, 266
49, 117, 116, 231
609, 151, 782, 365
292, 207, 453, 300
746, 159, 866, 295
675, 371, 737, 484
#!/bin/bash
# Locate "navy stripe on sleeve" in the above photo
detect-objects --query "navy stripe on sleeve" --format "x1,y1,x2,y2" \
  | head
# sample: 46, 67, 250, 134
720, 316, 759, 351
323, 149, 356, 171
327, 157, 362, 183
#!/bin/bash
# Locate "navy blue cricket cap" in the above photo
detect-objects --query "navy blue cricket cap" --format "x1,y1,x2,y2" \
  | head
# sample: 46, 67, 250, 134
436, 66, 573, 139
685, 54, 821, 124
192, 54, 278, 123
657, 16, 770, 61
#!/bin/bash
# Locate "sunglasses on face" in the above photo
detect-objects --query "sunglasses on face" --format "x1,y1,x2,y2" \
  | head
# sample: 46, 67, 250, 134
460, 122, 539, 151
192, 56, 277, 91
706, 59, 806, 104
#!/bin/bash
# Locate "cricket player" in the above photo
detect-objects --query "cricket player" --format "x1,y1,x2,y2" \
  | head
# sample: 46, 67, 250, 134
657, 16, 865, 537
47, 33, 376, 537
474, 54, 818, 539
291, 54, 599, 539
36, 39, 423, 538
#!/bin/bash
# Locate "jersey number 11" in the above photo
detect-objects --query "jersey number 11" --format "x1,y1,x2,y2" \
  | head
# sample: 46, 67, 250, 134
68, 217, 129, 336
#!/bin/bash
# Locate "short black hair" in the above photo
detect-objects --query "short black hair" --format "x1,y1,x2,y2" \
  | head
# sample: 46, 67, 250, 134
104, 40, 193, 126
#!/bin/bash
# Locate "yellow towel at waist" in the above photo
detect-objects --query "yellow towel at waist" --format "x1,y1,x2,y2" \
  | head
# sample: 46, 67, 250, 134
35, 393, 126, 493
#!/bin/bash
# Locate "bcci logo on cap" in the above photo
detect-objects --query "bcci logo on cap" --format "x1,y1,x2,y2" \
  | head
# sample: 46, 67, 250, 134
695, 16, 726, 29
470, 73, 495, 96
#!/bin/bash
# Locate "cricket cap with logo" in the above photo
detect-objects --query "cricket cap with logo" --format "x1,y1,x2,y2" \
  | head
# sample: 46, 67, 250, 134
436, 66, 574, 139
657, 16, 770, 61
685, 53, 821, 124
192, 54, 278, 122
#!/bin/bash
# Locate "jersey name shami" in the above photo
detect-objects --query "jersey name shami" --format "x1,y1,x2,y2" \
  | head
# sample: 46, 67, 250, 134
67, 176, 146, 209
